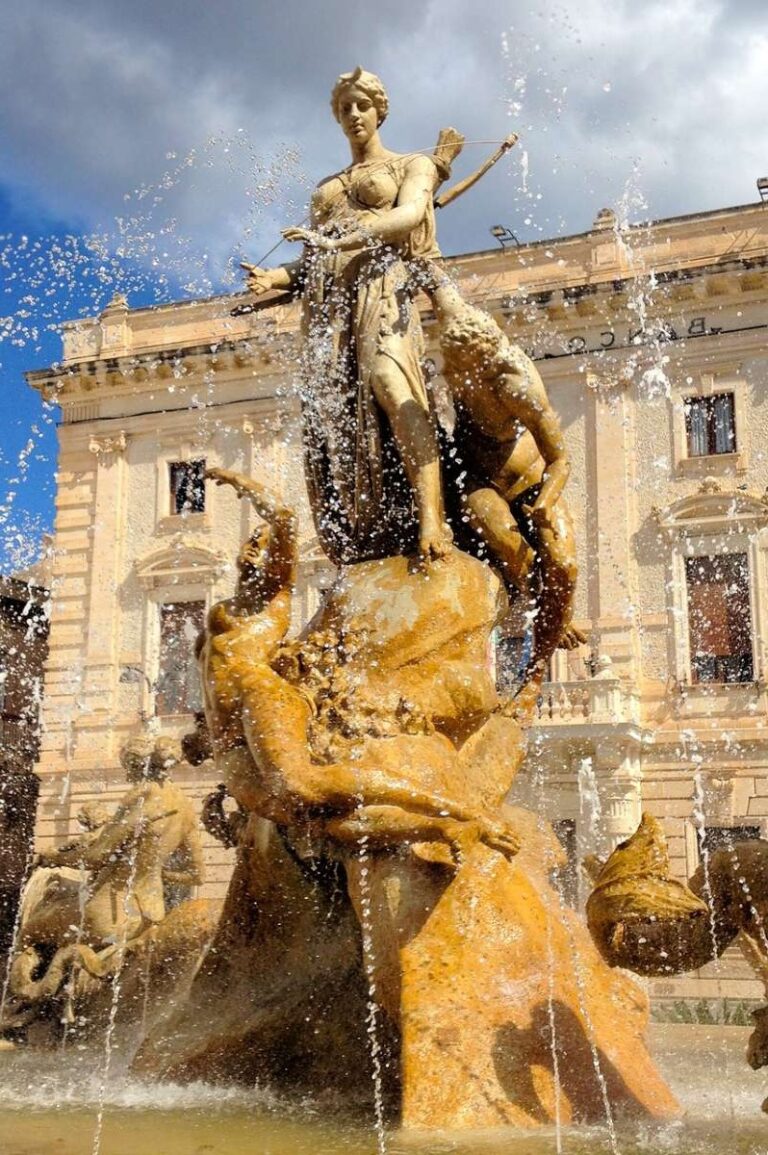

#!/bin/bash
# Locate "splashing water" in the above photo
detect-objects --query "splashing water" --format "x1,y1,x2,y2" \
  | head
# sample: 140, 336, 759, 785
91, 794, 145, 1155
529, 749, 619, 1155
531, 754, 564, 1155
0, 130, 308, 575
354, 834, 387, 1155
578, 757, 602, 860
0, 30, 766, 1154
691, 769, 737, 1129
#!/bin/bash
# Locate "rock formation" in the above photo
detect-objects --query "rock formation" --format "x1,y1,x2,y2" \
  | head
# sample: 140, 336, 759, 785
136, 542, 679, 1128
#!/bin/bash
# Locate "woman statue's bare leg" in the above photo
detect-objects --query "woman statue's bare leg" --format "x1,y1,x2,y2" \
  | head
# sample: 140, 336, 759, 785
369, 357, 453, 560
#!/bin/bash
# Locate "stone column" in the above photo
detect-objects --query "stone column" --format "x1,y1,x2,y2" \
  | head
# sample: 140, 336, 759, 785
593, 736, 643, 852
76, 432, 129, 763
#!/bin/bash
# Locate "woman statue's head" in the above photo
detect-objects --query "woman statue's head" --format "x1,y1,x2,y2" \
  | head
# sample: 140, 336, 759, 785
330, 67, 389, 131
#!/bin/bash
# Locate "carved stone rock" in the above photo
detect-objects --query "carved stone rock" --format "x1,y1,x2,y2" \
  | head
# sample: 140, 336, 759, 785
137, 551, 678, 1127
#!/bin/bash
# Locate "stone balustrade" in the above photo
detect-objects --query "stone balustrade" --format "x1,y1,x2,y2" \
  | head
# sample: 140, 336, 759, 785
532, 677, 639, 728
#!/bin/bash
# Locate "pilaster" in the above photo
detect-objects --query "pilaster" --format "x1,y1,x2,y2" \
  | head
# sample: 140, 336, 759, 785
76, 431, 129, 761
592, 736, 643, 852
586, 372, 640, 677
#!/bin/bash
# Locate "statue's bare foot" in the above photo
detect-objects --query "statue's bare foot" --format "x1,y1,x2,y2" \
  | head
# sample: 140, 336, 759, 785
418, 522, 453, 563
499, 676, 543, 724
559, 623, 587, 650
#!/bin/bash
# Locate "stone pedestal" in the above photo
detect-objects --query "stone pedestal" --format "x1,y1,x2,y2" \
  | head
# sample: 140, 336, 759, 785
134, 550, 679, 1129
345, 808, 678, 1130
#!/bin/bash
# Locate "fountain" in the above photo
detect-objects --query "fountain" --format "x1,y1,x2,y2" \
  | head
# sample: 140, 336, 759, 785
1, 62, 768, 1155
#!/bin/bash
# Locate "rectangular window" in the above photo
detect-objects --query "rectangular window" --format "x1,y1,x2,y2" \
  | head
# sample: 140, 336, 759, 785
155, 601, 205, 715
684, 393, 736, 458
700, 824, 761, 857
169, 459, 206, 515
685, 553, 753, 684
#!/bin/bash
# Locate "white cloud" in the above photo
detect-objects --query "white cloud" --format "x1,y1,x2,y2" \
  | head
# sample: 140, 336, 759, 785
0, 0, 765, 290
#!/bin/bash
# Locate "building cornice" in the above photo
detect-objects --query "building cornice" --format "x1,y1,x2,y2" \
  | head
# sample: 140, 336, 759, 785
26, 334, 296, 403
24, 202, 768, 404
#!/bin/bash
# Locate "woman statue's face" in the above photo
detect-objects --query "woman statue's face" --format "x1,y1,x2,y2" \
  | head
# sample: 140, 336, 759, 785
337, 86, 378, 147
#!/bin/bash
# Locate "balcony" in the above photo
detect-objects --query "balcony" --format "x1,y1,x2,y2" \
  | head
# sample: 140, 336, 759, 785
529, 677, 642, 741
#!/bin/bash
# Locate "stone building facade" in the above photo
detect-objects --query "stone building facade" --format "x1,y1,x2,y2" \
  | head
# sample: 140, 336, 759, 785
26, 199, 768, 1008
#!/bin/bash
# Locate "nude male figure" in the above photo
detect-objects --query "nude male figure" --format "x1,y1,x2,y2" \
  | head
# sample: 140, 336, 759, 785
198, 467, 519, 860
427, 276, 586, 692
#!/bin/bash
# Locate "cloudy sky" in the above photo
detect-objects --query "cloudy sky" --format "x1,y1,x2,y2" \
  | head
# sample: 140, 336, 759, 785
0, 0, 766, 567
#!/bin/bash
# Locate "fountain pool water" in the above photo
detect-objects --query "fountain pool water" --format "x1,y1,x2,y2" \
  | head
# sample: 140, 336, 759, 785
0, 1026, 766, 1155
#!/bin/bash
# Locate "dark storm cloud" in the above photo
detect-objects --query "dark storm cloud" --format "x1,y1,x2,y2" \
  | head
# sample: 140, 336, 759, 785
0, 0, 765, 289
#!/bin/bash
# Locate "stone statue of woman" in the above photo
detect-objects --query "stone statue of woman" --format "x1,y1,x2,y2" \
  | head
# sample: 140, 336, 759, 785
242, 67, 456, 564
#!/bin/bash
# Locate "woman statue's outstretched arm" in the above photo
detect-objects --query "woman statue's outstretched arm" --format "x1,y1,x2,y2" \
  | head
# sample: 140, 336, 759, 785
240, 260, 301, 297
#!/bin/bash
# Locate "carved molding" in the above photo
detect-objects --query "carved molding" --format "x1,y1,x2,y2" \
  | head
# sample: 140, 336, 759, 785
88, 431, 128, 459
653, 488, 768, 540
26, 333, 299, 401
135, 536, 225, 590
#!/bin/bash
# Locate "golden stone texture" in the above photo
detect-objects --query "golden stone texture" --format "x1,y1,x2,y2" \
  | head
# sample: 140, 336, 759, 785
398, 832, 678, 1128
133, 815, 381, 1097
2, 737, 211, 1040
586, 813, 710, 976
139, 522, 678, 1127
14, 66, 702, 1129
130, 66, 683, 1126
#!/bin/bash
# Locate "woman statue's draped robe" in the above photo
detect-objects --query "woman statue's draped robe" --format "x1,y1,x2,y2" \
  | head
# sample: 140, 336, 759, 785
298, 154, 444, 563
